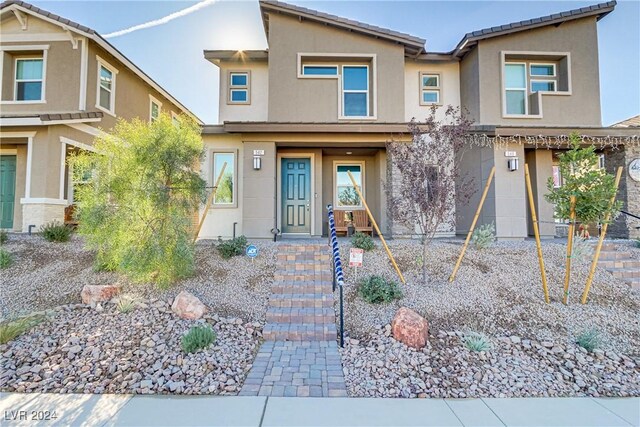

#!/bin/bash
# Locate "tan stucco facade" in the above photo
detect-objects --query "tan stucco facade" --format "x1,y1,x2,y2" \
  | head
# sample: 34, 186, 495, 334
404, 60, 461, 122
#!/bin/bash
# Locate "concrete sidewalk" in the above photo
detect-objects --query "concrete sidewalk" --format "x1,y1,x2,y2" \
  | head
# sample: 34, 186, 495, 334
1, 393, 638, 427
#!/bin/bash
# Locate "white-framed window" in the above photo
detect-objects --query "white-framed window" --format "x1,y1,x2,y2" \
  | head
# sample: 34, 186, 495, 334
334, 161, 365, 209
530, 63, 556, 93
530, 63, 556, 77
341, 65, 369, 117
598, 154, 605, 169
171, 111, 180, 126
504, 62, 527, 115
149, 95, 162, 122
420, 73, 440, 105
212, 152, 236, 206
228, 71, 250, 104
531, 80, 556, 92
96, 56, 118, 115
14, 57, 44, 101
302, 64, 338, 76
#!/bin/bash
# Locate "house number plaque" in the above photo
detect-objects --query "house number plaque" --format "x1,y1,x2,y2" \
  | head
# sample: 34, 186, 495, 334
629, 158, 640, 182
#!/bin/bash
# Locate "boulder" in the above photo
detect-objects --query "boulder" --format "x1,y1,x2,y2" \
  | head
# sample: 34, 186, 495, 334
81, 284, 121, 305
171, 291, 207, 320
391, 307, 429, 349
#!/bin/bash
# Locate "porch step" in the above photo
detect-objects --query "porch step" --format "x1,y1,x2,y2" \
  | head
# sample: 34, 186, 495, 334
598, 250, 633, 260
268, 293, 334, 308
598, 259, 640, 269
608, 268, 640, 279
266, 307, 335, 324
262, 322, 337, 341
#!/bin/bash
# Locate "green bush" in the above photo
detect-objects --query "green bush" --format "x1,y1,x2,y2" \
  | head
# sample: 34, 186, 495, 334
463, 332, 492, 352
40, 220, 73, 242
0, 248, 12, 269
576, 328, 601, 352
181, 325, 216, 353
358, 275, 402, 304
0, 230, 7, 244
116, 296, 137, 314
351, 232, 375, 251
0, 314, 44, 344
471, 223, 495, 250
217, 235, 248, 259
635, 238, 640, 248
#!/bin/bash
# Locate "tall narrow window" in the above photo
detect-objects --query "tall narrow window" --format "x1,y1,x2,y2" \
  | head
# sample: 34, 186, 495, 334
149, 96, 161, 122
342, 65, 369, 117
504, 63, 527, 115
228, 72, 249, 104
335, 163, 364, 208
15, 58, 43, 101
420, 73, 440, 105
98, 64, 114, 112
213, 152, 235, 205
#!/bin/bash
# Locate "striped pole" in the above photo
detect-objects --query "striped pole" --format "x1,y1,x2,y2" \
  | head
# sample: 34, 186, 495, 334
327, 204, 345, 347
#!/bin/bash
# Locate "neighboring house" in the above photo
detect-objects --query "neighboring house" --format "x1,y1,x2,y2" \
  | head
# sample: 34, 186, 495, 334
610, 115, 640, 239
200, 0, 639, 240
0, 0, 201, 232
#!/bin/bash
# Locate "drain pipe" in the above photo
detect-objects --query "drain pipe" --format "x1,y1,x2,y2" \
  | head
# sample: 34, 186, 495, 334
28, 225, 36, 235
232, 222, 237, 239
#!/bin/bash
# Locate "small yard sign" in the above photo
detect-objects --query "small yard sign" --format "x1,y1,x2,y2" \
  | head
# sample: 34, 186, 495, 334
349, 248, 363, 267
246, 244, 259, 260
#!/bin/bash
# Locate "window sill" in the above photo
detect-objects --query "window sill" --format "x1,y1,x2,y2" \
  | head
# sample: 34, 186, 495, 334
1, 100, 46, 104
338, 116, 378, 121
209, 204, 238, 210
95, 104, 116, 118
502, 113, 543, 119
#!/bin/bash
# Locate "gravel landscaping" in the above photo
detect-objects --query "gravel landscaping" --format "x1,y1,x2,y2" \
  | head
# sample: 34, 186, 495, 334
0, 300, 263, 395
0, 234, 276, 322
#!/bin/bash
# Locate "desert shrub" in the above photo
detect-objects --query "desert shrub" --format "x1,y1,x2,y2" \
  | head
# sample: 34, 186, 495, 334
0, 230, 7, 244
116, 296, 137, 313
0, 315, 44, 344
358, 275, 402, 304
0, 248, 12, 269
471, 223, 495, 250
351, 232, 375, 251
181, 325, 216, 353
571, 237, 593, 264
40, 220, 73, 242
635, 238, 640, 248
69, 114, 206, 288
463, 332, 492, 352
217, 235, 248, 259
576, 328, 601, 352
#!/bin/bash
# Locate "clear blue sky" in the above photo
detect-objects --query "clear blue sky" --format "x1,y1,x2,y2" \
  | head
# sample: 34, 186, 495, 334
29, 0, 640, 125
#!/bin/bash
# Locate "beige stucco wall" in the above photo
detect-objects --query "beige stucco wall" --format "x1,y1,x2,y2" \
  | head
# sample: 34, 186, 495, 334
243, 141, 277, 238
404, 61, 460, 122
266, 13, 405, 123
525, 149, 555, 238
218, 61, 268, 123
476, 17, 602, 126
459, 48, 481, 123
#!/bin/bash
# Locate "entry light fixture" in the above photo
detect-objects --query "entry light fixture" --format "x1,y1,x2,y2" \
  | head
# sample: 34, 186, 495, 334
507, 158, 519, 172
253, 155, 262, 170
346, 151, 353, 155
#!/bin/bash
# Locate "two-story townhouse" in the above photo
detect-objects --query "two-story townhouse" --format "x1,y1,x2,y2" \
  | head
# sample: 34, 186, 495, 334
200, 0, 639, 241
0, 0, 201, 232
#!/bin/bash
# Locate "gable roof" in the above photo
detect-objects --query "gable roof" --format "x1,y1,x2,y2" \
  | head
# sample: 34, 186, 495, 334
0, 0, 202, 124
611, 115, 640, 128
452, 1, 616, 58
259, 0, 426, 57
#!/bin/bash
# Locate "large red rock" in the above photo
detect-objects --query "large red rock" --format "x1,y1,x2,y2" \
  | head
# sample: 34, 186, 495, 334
81, 284, 121, 305
171, 291, 207, 320
391, 307, 429, 349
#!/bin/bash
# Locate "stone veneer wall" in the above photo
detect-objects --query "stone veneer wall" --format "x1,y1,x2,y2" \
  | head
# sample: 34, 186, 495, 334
606, 145, 640, 239
22, 203, 66, 232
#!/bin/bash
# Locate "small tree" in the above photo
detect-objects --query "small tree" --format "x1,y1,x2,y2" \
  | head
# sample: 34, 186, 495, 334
70, 113, 206, 287
386, 105, 472, 283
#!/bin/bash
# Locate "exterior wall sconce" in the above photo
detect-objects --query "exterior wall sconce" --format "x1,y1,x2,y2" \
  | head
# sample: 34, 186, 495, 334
507, 158, 519, 172
253, 155, 262, 170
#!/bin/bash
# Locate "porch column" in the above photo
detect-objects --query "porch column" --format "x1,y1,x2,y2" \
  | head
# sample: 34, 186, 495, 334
243, 141, 276, 239
492, 143, 527, 241
525, 149, 555, 238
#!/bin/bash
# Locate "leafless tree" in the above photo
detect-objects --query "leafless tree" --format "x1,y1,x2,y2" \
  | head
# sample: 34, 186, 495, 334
386, 105, 473, 283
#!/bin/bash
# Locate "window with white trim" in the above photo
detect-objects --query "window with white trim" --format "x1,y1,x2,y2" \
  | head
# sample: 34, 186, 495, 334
213, 152, 235, 205
529, 63, 557, 93
342, 65, 369, 117
171, 111, 180, 126
302, 65, 338, 76
228, 72, 249, 104
504, 63, 527, 115
97, 58, 117, 114
15, 57, 44, 101
334, 162, 364, 209
149, 96, 161, 122
420, 73, 440, 105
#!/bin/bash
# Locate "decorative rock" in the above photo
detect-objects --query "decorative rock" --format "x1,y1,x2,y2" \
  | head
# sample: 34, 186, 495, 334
171, 291, 207, 320
391, 307, 429, 349
80, 285, 121, 305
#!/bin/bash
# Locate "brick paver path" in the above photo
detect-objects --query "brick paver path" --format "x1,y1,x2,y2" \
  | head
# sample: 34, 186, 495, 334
239, 244, 347, 397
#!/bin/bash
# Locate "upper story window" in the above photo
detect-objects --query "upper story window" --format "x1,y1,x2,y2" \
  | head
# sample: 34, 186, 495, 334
420, 73, 440, 105
302, 65, 338, 76
228, 71, 250, 104
149, 95, 162, 122
15, 58, 44, 101
505, 63, 527, 115
529, 63, 557, 93
342, 65, 369, 117
96, 56, 118, 115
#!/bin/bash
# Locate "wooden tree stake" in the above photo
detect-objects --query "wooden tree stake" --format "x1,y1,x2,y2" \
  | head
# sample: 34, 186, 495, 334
192, 162, 227, 243
346, 170, 406, 284
581, 166, 623, 304
524, 163, 550, 303
562, 195, 577, 305
449, 166, 496, 282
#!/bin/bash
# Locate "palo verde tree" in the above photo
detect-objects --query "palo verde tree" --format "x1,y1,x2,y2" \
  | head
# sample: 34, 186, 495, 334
386, 105, 473, 283
70, 113, 206, 287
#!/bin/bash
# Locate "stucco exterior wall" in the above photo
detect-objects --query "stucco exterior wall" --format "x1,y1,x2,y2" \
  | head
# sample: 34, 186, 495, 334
404, 61, 460, 122
243, 141, 277, 239
218, 61, 268, 123
476, 17, 602, 126
459, 48, 481, 124
266, 13, 405, 123
525, 149, 555, 238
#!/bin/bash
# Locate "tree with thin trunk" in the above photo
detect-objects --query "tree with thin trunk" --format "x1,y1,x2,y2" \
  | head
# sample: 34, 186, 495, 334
69, 113, 206, 288
386, 105, 473, 283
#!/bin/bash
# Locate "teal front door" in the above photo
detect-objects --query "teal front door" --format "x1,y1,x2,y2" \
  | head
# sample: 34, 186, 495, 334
281, 158, 311, 234
1, 155, 17, 229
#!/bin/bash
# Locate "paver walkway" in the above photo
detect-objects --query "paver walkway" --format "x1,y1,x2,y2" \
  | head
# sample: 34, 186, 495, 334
239, 243, 348, 397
